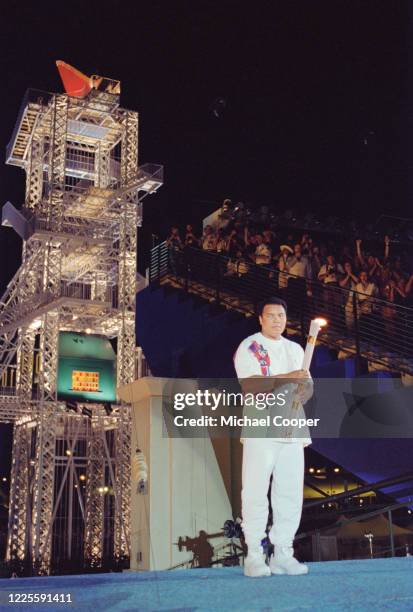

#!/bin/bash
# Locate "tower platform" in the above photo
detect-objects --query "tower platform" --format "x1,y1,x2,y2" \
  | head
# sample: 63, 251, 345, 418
2, 557, 412, 611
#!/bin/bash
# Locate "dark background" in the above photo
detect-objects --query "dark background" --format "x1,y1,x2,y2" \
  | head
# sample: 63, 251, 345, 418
0, 1, 411, 473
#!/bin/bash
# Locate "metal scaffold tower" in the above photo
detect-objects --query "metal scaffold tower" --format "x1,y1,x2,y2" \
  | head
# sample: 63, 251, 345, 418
0, 62, 163, 574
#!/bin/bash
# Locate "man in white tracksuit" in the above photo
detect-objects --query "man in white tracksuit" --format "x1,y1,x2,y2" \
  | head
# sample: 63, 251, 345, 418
234, 296, 312, 577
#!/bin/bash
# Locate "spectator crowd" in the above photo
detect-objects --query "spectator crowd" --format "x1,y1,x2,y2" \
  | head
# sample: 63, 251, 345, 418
165, 200, 413, 346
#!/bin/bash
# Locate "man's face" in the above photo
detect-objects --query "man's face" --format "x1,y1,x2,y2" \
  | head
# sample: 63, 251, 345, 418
255, 234, 263, 244
360, 271, 368, 283
327, 255, 335, 266
259, 304, 287, 340
294, 244, 301, 257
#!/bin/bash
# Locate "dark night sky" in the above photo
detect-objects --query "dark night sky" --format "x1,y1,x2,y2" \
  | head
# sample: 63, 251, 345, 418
0, 0, 411, 486
0, 0, 410, 286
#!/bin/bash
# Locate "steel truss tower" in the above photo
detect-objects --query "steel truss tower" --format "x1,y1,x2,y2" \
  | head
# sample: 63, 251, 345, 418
0, 71, 162, 573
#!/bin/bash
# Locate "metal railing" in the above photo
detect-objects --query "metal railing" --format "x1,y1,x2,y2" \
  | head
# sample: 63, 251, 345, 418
149, 242, 413, 374
300, 501, 413, 560
299, 471, 413, 560
304, 472, 413, 510
6, 88, 51, 163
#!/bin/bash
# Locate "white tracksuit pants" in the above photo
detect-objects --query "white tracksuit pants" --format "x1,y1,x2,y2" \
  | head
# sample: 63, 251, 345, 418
241, 438, 304, 551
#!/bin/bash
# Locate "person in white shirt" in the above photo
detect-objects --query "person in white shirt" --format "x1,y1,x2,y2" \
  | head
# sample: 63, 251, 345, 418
286, 244, 311, 279
254, 235, 272, 265
339, 261, 359, 329
284, 244, 311, 314
277, 244, 293, 292
317, 255, 344, 285
234, 297, 312, 578
355, 271, 378, 315
353, 270, 379, 341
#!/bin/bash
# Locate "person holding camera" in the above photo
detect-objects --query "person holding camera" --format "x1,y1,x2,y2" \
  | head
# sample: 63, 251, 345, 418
317, 254, 344, 285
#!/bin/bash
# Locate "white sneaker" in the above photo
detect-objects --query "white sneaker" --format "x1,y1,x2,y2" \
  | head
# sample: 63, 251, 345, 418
244, 552, 271, 577
269, 546, 308, 575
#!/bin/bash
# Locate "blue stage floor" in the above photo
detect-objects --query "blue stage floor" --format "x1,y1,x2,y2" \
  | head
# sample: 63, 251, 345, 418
0, 558, 412, 611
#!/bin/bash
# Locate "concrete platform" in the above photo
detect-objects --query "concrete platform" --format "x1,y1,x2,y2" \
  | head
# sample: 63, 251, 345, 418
1, 557, 412, 611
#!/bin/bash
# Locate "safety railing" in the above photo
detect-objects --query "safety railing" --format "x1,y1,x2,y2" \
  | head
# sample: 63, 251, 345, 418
60, 280, 115, 305
6, 88, 51, 163
300, 469, 413, 560
304, 472, 413, 510
149, 242, 413, 374
301, 500, 413, 560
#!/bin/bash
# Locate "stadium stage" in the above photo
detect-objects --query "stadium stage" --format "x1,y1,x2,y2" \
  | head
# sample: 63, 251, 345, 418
1, 557, 412, 611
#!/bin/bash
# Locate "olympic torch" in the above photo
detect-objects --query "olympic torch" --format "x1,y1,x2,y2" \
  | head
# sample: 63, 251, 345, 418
302, 317, 327, 371
292, 317, 327, 410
